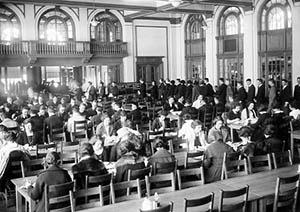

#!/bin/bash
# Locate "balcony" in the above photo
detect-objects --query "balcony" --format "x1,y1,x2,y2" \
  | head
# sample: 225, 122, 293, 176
0, 40, 128, 66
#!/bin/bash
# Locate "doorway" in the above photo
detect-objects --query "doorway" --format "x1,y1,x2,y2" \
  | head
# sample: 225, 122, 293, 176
136, 57, 164, 83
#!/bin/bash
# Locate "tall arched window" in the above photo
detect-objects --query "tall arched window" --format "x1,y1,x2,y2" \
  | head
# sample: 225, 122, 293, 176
217, 7, 243, 91
259, 0, 292, 91
90, 11, 122, 42
0, 5, 21, 42
38, 8, 75, 42
185, 14, 206, 80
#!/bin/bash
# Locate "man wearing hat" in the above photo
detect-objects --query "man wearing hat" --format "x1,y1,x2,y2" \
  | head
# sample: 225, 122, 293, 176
28, 151, 71, 212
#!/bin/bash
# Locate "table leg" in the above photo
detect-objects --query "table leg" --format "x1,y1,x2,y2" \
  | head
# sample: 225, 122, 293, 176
291, 133, 294, 160
16, 189, 23, 212
258, 198, 266, 212
230, 127, 234, 142
28, 199, 35, 212
249, 200, 258, 212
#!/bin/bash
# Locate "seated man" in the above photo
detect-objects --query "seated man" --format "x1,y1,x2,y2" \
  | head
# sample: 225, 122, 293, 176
152, 110, 170, 131
148, 138, 175, 167
67, 105, 86, 133
72, 143, 108, 189
28, 152, 72, 212
227, 102, 242, 125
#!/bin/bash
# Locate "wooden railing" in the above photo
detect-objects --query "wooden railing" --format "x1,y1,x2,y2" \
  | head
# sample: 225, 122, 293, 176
0, 40, 128, 56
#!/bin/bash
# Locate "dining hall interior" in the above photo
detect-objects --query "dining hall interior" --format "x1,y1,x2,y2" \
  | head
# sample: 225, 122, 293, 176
0, 0, 300, 212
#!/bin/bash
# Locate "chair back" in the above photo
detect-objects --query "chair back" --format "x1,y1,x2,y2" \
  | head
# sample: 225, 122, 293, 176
203, 105, 214, 129
75, 186, 102, 210
219, 185, 249, 212
146, 172, 176, 195
273, 174, 300, 212
184, 193, 214, 212
272, 150, 293, 169
168, 138, 187, 154
184, 151, 204, 169
177, 167, 205, 190
45, 181, 75, 212
247, 154, 272, 173
221, 152, 248, 180
61, 141, 80, 154
110, 179, 144, 203
153, 160, 177, 175
59, 152, 78, 171
140, 201, 174, 212
73, 120, 87, 133
128, 166, 152, 181
21, 158, 46, 177
85, 173, 112, 188
48, 128, 65, 144
36, 143, 57, 158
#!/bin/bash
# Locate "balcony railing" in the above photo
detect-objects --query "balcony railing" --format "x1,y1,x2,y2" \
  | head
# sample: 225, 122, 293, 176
0, 40, 128, 57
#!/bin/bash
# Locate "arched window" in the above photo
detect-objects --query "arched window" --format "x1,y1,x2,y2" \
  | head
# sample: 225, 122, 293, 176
90, 11, 122, 42
259, 0, 292, 91
0, 5, 21, 41
217, 7, 244, 92
38, 8, 75, 42
185, 14, 206, 80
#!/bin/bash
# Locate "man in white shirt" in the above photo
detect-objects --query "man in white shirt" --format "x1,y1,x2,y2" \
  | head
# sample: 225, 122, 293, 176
67, 105, 86, 133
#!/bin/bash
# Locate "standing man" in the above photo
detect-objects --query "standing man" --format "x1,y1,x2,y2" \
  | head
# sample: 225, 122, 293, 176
246, 79, 255, 103
216, 78, 227, 106
267, 79, 277, 113
236, 81, 247, 106
294, 77, 300, 109
139, 78, 147, 99
279, 79, 292, 108
158, 78, 166, 100
255, 78, 266, 108
204, 78, 215, 98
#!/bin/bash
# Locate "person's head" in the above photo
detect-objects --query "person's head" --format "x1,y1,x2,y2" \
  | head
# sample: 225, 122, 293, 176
61, 97, 66, 105
114, 102, 121, 111
154, 138, 165, 150
102, 114, 110, 126
79, 103, 86, 113
6, 96, 12, 104
92, 100, 97, 108
246, 79, 252, 86
39, 106, 47, 116
214, 96, 220, 104
168, 97, 175, 104
21, 106, 29, 117
59, 105, 66, 114
247, 101, 255, 110
197, 94, 204, 101
151, 81, 156, 86
187, 80, 192, 85
191, 120, 204, 133
120, 111, 127, 122
119, 140, 136, 156
139, 78, 144, 84
213, 116, 224, 130
80, 143, 94, 158
47, 106, 55, 115
183, 113, 191, 122
111, 81, 116, 86
268, 79, 275, 87
30, 108, 39, 117
81, 95, 87, 103
238, 126, 252, 139
45, 151, 60, 166
233, 102, 242, 113
281, 79, 288, 87
225, 79, 230, 86
159, 78, 164, 83
204, 78, 209, 83
297, 77, 300, 84
264, 124, 276, 137
72, 105, 80, 115
184, 100, 192, 107
257, 78, 263, 86
178, 96, 184, 103
53, 96, 58, 103
219, 78, 224, 84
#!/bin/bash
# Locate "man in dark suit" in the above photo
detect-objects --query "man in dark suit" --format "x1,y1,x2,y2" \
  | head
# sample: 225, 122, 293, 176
109, 82, 119, 97
43, 106, 64, 142
199, 80, 208, 97
279, 79, 292, 108
255, 78, 266, 107
294, 77, 300, 109
28, 152, 72, 212
246, 79, 255, 103
86, 81, 97, 101
216, 78, 227, 106
139, 79, 147, 98
158, 78, 166, 100
175, 80, 186, 99
204, 78, 215, 98
185, 80, 193, 103
236, 81, 247, 105
192, 81, 201, 102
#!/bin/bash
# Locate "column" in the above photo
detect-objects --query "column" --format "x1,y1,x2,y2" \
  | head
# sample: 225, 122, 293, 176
292, 3, 300, 89
170, 24, 184, 79
123, 22, 134, 82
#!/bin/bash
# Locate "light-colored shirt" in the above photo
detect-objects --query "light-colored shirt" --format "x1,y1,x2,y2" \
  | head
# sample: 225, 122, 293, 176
290, 109, 300, 120
67, 113, 86, 133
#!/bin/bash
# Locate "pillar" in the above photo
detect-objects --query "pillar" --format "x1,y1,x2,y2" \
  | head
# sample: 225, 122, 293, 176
292, 3, 300, 89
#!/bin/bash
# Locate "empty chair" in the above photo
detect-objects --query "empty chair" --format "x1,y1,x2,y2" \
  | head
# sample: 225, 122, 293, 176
128, 166, 152, 181
272, 150, 293, 169
21, 158, 46, 177
153, 160, 177, 175
71, 120, 88, 142
110, 179, 144, 203
36, 143, 57, 158
85, 173, 112, 189
247, 154, 272, 173
140, 201, 174, 212
59, 152, 78, 171
219, 185, 249, 212
203, 105, 214, 129
184, 151, 204, 169
177, 167, 205, 190
221, 152, 248, 180
289, 121, 300, 159
61, 141, 80, 154
45, 181, 75, 212
273, 174, 300, 212
168, 137, 187, 154
184, 193, 214, 212
48, 127, 65, 144
75, 186, 102, 210
146, 172, 176, 195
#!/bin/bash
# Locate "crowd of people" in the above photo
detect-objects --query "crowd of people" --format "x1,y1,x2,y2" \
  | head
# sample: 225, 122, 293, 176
0, 76, 300, 210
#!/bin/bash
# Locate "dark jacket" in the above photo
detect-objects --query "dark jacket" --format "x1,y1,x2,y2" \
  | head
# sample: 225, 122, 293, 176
247, 84, 256, 103
294, 84, 300, 108
205, 83, 215, 97
140, 82, 147, 98
256, 85, 266, 106
158, 83, 166, 100
185, 84, 193, 102
236, 87, 247, 103
151, 85, 159, 100
279, 85, 292, 106
72, 157, 108, 189
148, 149, 175, 167
217, 84, 227, 105
263, 136, 283, 154
98, 86, 106, 98
29, 165, 72, 212
175, 84, 186, 99
43, 114, 64, 135
192, 85, 201, 102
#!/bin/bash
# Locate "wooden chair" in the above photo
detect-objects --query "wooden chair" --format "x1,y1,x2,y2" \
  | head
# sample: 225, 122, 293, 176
140, 201, 174, 212
36, 143, 57, 158
146, 172, 176, 195
289, 121, 300, 159
85, 173, 113, 188
148, 130, 164, 155
153, 160, 177, 175
59, 152, 78, 171
61, 141, 80, 154
219, 185, 249, 212
184, 151, 204, 169
128, 166, 152, 181
71, 120, 88, 142
48, 127, 65, 144
168, 137, 187, 154
110, 179, 144, 203
272, 150, 293, 169
75, 186, 102, 210
177, 167, 205, 190
203, 106, 214, 129
221, 152, 248, 180
184, 193, 214, 212
21, 158, 46, 177
273, 174, 300, 212
247, 154, 272, 174
45, 181, 75, 212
